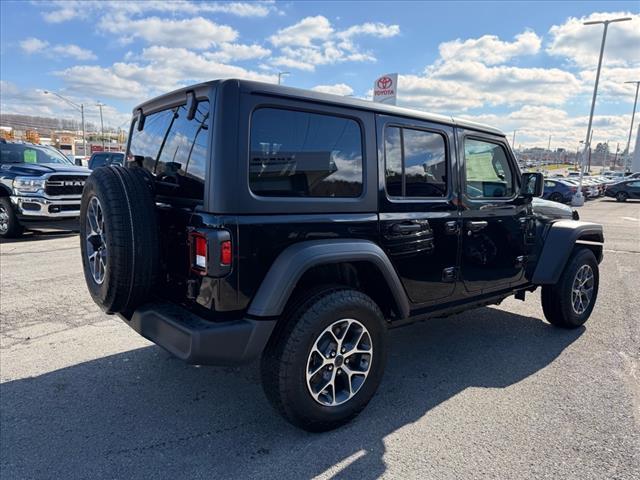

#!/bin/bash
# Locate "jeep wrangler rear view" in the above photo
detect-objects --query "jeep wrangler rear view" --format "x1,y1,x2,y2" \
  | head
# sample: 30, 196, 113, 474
79, 80, 604, 431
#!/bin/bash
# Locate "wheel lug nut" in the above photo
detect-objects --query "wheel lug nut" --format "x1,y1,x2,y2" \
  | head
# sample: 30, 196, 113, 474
341, 348, 345, 353
331, 352, 336, 357
328, 366, 333, 371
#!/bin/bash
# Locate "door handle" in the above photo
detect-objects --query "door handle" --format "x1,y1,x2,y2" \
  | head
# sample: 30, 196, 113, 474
391, 222, 422, 234
466, 220, 488, 233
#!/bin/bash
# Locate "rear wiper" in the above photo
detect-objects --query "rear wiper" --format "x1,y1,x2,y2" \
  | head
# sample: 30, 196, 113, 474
153, 108, 180, 174
184, 111, 209, 174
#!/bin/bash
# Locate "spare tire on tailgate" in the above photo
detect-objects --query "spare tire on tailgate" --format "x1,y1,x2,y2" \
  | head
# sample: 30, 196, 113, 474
80, 166, 159, 314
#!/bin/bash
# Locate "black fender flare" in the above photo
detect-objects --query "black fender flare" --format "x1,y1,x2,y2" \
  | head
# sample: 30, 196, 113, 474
532, 220, 604, 285
247, 239, 410, 319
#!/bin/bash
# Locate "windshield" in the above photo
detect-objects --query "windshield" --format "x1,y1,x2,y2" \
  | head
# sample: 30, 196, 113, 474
0, 143, 73, 165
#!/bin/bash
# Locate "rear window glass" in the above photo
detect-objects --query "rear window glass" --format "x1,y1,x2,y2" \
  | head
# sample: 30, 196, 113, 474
128, 99, 210, 200
249, 108, 363, 197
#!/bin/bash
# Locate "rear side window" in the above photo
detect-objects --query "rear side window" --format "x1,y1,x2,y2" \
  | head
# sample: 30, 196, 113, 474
249, 108, 363, 197
384, 126, 448, 197
128, 100, 210, 200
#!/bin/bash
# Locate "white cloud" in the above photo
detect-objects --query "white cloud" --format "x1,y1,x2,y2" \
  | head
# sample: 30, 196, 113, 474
20, 37, 96, 60
547, 11, 640, 67
269, 16, 399, 71
205, 43, 271, 62
101, 16, 238, 49
0, 81, 129, 127
19, 37, 49, 54
459, 106, 632, 149
55, 46, 276, 101
40, 0, 275, 23
269, 15, 333, 47
311, 83, 354, 96
54, 65, 148, 100
439, 31, 541, 65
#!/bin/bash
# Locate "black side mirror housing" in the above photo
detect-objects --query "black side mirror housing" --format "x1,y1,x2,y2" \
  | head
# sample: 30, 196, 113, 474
521, 172, 544, 198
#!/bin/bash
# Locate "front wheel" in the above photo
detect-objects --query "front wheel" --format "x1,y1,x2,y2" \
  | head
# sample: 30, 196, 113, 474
616, 191, 628, 202
541, 248, 599, 328
261, 288, 387, 432
549, 192, 564, 203
0, 197, 23, 239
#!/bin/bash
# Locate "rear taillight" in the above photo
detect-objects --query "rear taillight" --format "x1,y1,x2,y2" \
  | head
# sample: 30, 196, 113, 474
190, 232, 208, 274
189, 229, 232, 276
570, 187, 577, 192
220, 240, 232, 266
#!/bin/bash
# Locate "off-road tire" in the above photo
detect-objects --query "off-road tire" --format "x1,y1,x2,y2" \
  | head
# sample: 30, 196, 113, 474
616, 191, 628, 202
541, 248, 599, 329
80, 166, 159, 314
0, 197, 23, 239
261, 288, 387, 432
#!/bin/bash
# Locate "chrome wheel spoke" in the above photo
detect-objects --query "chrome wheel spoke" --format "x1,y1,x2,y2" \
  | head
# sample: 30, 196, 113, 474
571, 264, 594, 315
306, 318, 373, 407
85, 196, 107, 284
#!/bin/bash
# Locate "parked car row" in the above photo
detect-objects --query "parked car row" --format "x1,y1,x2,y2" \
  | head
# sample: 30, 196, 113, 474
543, 172, 640, 204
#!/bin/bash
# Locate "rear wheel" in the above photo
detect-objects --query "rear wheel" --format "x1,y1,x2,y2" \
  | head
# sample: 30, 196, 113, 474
541, 248, 599, 329
261, 288, 387, 431
616, 191, 628, 202
549, 192, 564, 203
0, 197, 23, 239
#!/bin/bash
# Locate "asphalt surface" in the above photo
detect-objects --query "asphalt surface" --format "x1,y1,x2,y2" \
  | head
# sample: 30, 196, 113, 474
1, 198, 639, 479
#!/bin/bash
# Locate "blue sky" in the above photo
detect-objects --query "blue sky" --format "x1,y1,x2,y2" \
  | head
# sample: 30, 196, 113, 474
1, 1, 638, 150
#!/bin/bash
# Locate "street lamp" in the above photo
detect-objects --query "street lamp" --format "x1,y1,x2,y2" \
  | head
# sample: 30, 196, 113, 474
96, 102, 106, 150
277, 71, 290, 85
43, 90, 86, 157
572, 16, 632, 207
623, 80, 640, 172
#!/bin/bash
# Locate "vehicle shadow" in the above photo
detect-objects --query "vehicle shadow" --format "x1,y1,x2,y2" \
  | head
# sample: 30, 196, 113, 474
0, 229, 77, 244
0, 307, 583, 479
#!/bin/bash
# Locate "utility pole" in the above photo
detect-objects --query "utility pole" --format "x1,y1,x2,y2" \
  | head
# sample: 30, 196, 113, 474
96, 102, 106, 150
572, 16, 632, 206
512, 130, 516, 147
277, 72, 290, 85
623, 80, 640, 172
43, 90, 86, 156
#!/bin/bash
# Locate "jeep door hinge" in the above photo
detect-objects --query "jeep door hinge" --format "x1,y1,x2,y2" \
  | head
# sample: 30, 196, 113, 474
442, 266, 458, 282
444, 220, 460, 235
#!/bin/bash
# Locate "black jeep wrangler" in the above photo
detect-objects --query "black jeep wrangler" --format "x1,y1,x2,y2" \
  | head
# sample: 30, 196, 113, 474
79, 80, 603, 431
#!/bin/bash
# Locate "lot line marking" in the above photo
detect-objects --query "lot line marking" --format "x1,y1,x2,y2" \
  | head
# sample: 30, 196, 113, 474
621, 217, 639, 222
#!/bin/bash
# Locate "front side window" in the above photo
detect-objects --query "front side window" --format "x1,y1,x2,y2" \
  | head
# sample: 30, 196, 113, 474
128, 99, 210, 200
249, 108, 363, 197
384, 126, 447, 198
464, 138, 515, 198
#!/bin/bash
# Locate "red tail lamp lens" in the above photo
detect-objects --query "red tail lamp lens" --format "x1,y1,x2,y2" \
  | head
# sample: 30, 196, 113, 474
194, 235, 207, 270
220, 240, 232, 266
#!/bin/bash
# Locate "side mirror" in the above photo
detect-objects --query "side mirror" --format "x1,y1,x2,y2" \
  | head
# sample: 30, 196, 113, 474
520, 172, 543, 198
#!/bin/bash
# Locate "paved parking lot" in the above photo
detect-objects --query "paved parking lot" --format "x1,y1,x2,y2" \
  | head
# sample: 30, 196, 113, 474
1, 198, 638, 479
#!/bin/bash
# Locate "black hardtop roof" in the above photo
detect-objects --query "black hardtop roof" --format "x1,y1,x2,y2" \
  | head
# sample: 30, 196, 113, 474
133, 79, 505, 137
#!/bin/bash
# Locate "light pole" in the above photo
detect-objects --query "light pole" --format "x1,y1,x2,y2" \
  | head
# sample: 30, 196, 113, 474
572, 16, 632, 206
96, 102, 106, 150
623, 80, 640, 172
277, 71, 290, 85
43, 90, 86, 156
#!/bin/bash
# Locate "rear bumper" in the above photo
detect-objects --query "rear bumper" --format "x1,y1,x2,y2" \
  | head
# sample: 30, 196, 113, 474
120, 302, 276, 365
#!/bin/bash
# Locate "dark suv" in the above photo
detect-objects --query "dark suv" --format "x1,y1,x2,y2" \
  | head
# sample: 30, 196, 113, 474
79, 80, 604, 431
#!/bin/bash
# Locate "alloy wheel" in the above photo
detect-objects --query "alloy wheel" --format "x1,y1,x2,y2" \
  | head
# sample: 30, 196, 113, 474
306, 318, 373, 406
571, 264, 594, 315
85, 196, 107, 284
0, 205, 8, 234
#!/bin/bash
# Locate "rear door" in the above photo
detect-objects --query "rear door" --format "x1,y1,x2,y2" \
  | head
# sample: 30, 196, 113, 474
458, 131, 529, 293
628, 181, 640, 198
377, 115, 460, 305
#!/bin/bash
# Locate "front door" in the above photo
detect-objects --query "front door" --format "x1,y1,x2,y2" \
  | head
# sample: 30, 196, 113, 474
377, 115, 460, 305
458, 132, 528, 293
